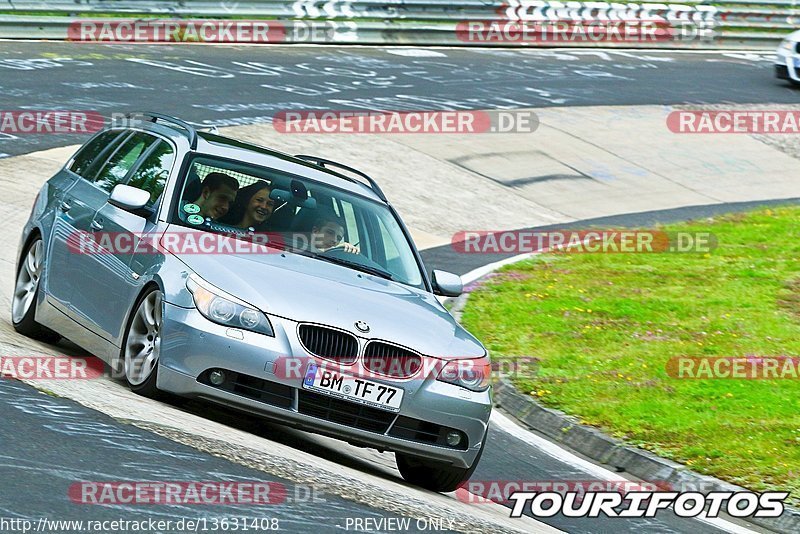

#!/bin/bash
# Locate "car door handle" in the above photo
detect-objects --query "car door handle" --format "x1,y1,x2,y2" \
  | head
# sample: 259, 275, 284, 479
90, 220, 104, 232
59, 201, 72, 212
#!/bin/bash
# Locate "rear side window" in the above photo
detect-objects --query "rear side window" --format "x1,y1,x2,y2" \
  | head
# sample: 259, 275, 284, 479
126, 140, 175, 207
93, 132, 156, 194
69, 130, 125, 179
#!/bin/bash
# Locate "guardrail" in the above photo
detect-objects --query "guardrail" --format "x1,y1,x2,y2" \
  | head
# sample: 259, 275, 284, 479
0, 1, 796, 48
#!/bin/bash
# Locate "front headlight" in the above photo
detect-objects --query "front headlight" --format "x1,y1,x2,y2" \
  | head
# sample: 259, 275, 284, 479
186, 273, 274, 336
436, 355, 491, 392
779, 39, 793, 52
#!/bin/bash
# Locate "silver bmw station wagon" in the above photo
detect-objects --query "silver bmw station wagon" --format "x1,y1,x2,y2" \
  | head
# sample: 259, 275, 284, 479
13, 113, 491, 492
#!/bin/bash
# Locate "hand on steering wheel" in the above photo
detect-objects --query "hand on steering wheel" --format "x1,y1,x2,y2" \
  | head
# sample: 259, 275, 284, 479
333, 242, 360, 254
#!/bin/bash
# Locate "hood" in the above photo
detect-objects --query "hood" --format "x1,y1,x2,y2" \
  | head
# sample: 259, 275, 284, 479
167, 227, 485, 359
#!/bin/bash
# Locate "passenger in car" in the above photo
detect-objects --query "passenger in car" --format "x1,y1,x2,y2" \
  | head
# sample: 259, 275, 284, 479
184, 172, 239, 221
220, 181, 278, 231
310, 210, 360, 254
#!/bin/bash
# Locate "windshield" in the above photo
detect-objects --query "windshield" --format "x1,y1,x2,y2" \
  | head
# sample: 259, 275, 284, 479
170, 155, 425, 288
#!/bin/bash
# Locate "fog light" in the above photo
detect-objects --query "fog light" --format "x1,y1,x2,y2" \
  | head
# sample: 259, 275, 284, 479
446, 431, 462, 447
209, 369, 226, 386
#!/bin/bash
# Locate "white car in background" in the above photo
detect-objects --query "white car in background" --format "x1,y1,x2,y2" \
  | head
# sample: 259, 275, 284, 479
776, 30, 800, 84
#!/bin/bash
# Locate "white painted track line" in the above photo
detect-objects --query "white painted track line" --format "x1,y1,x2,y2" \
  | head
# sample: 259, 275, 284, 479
491, 411, 760, 534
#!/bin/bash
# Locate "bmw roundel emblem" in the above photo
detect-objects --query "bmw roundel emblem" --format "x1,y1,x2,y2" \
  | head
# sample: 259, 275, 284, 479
355, 321, 370, 333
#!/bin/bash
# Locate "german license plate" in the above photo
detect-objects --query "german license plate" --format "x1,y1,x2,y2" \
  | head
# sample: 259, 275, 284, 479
302, 363, 403, 412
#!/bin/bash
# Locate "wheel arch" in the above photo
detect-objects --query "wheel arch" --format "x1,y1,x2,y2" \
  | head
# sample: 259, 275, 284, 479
117, 279, 163, 343
17, 227, 43, 276
114, 280, 164, 372
125, 281, 164, 328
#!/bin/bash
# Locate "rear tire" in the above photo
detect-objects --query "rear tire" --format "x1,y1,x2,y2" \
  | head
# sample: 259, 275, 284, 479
122, 288, 164, 398
396, 431, 486, 493
12, 237, 61, 343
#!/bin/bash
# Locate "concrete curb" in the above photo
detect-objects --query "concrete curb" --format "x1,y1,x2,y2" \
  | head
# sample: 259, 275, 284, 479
450, 281, 800, 533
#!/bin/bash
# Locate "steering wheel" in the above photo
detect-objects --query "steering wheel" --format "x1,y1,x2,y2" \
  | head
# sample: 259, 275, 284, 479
323, 246, 387, 271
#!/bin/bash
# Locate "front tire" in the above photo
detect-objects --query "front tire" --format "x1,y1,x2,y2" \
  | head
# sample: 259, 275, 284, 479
12, 237, 60, 343
396, 431, 486, 493
122, 288, 164, 398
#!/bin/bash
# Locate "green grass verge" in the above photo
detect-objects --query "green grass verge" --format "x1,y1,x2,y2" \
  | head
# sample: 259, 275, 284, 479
461, 206, 800, 504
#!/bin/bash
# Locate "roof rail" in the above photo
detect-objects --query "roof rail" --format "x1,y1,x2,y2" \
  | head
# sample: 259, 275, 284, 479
127, 112, 198, 150
294, 155, 387, 202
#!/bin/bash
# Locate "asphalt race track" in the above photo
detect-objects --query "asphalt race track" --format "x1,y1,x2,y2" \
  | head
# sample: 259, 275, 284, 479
1, 41, 797, 534
0, 379, 438, 533
0, 42, 793, 158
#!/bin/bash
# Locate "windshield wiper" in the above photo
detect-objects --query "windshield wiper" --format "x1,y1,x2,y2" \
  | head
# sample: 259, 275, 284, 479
310, 253, 394, 281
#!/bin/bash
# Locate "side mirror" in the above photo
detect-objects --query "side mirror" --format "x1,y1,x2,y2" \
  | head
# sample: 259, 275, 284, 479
432, 269, 463, 297
109, 184, 151, 212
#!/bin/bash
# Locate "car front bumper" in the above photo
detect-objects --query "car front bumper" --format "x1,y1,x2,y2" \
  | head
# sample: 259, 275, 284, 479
157, 302, 491, 468
776, 45, 800, 82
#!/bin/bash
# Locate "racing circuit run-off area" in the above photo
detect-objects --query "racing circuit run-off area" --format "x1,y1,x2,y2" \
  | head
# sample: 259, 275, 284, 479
0, 2, 799, 534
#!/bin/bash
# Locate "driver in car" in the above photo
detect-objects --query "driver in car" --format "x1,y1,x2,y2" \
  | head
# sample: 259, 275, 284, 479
310, 210, 360, 254
187, 172, 239, 221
